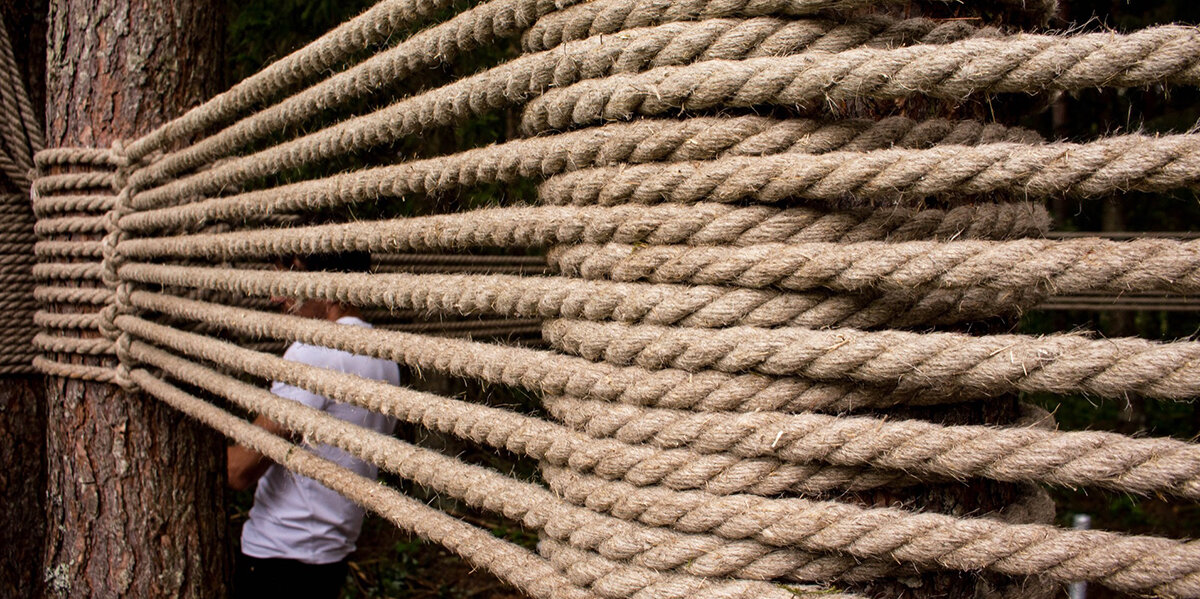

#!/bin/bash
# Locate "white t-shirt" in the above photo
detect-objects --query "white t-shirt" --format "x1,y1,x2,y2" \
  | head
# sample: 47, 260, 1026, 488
240, 316, 400, 564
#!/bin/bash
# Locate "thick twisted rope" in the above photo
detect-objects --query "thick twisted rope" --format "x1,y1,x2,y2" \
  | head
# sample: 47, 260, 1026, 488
537, 134, 1200, 207
124, 115, 1042, 232
128, 369, 598, 599
521, 25, 1200, 133
547, 237, 1200, 296
119, 261, 1047, 330
544, 319, 1200, 401
127, 290, 965, 415
120, 323, 1200, 598
524, 5, 994, 52
125, 291, 1200, 503
121, 0, 469, 161
120, 301, 920, 495
126, 16, 1106, 211
543, 395, 1200, 499
121, 202, 1049, 259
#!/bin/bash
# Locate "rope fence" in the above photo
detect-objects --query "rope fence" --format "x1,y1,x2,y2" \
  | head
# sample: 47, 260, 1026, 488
21, 0, 1200, 597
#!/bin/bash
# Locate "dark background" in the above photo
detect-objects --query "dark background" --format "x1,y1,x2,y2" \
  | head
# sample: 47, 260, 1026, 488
217, 0, 1200, 596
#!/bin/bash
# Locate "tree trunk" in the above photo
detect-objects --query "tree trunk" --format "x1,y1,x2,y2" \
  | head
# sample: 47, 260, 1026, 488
42, 1, 229, 597
0, 2, 48, 596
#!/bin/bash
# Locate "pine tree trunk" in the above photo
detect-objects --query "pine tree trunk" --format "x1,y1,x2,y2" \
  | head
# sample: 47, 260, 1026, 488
42, 1, 229, 596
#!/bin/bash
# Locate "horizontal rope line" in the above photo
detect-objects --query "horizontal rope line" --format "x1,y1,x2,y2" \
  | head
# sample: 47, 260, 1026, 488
124, 290, 1034, 426
544, 395, 1200, 499
32, 356, 115, 382
121, 202, 1049, 258
117, 262, 1037, 329
547, 237, 1200, 296
33, 262, 102, 281
536, 134, 1200, 207
119, 305, 914, 495
544, 319, 1200, 401
31, 172, 115, 195
34, 287, 112, 305
33, 333, 113, 356
523, 4, 991, 53
123, 323, 1200, 596
521, 25, 1200, 134
31, 194, 115, 217
127, 366, 598, 599
129, 15, 1072, 211
128, 340, 882, 594
374, 254, 549, 266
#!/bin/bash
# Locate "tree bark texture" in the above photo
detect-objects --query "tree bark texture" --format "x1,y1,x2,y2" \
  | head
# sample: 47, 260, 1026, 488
0, 2, 49, 596
43, 0, 229, 597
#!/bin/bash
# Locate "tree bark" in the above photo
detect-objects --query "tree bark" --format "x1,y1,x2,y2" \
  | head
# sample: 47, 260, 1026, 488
42, 1, 229, 597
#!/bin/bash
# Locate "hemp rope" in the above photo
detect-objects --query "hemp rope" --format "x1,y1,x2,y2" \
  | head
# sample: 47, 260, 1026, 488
523, 5, 994, 53
124, 291, 1200, 501
120, 310, 921, 496
544, 319, 1200, 401
131, 16, 1176, 211
126, 291, 969, 414
124, 333, 905, 584
0, 12, 41, 374
118, 325, 1200, 597
535, 134, 1200, 207
29, 0, 1200, 596
120, 202, 1049, 258
128, 369, 601, 599
118, 261, 1044, 330
123, 115, 1043, 232
543, 395, 1200, 499
547, 237, 1200, 296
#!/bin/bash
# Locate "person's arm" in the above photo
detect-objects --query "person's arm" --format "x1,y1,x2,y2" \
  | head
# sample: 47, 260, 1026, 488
227, 414, 290, 492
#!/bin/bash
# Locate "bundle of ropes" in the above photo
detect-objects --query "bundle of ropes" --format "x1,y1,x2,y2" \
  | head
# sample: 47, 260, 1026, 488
26, 0, 1200, 596
0, 14, 42, 375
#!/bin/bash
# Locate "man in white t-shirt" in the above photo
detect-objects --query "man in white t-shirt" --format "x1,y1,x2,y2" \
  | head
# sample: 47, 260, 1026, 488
228, 252, 399, 599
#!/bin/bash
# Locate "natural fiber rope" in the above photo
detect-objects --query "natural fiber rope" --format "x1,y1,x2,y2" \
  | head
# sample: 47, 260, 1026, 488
0, 12, 41, 374
543, 395, 1200, 499
123, 115, 1044, 233
118, 262, 1044, 329
133, 15, 1147, 211
547, 237, 1200, 296
127, 368, 601, 599
544, 319, 1200, 401
536, 134, 1200, 207
30, 1, 1200, 597
125, 291, 977, 414
118, 323, 1200, 597
120, 202, 1050, 258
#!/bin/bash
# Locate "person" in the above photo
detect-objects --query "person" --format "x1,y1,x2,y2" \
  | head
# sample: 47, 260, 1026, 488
228, 251, 399, 599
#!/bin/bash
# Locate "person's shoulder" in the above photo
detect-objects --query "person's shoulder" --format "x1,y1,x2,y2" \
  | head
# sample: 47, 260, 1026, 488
281, 339, 340, 367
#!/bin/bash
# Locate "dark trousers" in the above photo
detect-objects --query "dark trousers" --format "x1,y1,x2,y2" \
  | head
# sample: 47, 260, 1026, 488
234, 552, 349, 599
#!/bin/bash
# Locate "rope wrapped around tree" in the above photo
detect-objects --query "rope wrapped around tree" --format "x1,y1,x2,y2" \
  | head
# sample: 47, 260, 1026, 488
23, 0, 1200, 597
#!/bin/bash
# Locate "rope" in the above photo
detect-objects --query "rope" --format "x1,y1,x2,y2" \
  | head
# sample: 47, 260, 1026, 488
120, 202, 1050, 258
536, 134, 1200, 207
547, 237, 1200, 296
127, 369, 600, 599
543, 319, 1200, 401
118, 322, 1200, 597
128, 112, 1042, 218
118, 262, 1045, 329
29, 0, 1200, 596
